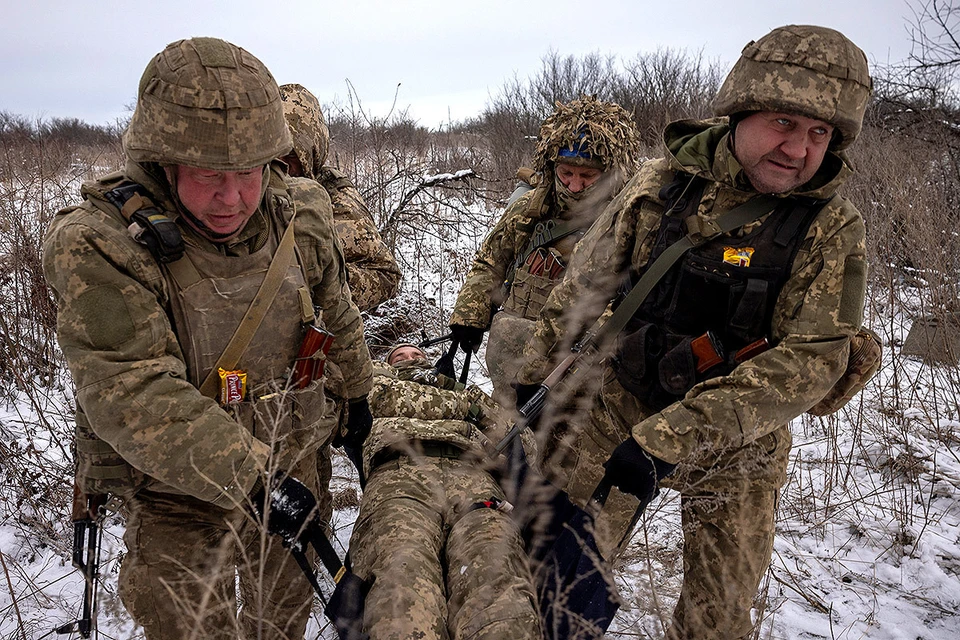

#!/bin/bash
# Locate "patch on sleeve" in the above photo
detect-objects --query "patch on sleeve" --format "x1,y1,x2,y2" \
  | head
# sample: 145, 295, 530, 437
76, 285, 136, 349
838, 256, 866, 327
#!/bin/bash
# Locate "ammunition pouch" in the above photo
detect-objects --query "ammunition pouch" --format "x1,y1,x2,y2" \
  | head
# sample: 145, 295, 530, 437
502, 262, 563, 321
610, 322, 661, 392
659, 336, 698, 396
612, 324, 728, 411
227, 379, 335, 467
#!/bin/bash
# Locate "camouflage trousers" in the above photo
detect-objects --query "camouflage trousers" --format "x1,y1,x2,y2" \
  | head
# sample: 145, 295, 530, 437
349, 455, 541, 640
664, 489, 778, 640
538, 372, 787, 639
118, 451, 320, 640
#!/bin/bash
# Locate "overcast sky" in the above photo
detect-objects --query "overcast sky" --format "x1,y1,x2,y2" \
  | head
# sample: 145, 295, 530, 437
2, 0, 918, 129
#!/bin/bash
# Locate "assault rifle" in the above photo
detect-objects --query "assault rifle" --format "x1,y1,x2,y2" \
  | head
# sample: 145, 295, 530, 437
55, 487, 109, 639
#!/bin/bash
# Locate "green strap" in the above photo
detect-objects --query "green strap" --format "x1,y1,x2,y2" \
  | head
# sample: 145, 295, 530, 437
197, 213, 300, 398
75, 437, 121, 456
83, 463, 136, 481
578, 194, 781, 352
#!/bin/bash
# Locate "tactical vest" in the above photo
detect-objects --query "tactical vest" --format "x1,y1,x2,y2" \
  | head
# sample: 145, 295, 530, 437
74, 169, 333, 496
612, 173, 827, 411
501, 216, 585, 321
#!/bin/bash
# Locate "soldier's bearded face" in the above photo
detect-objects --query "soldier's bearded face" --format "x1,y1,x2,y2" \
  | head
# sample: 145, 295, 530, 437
173, 165, 264, 240
733, 112, 833, 194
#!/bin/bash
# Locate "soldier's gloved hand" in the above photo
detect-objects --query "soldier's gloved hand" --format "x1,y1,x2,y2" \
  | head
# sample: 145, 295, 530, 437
339, 397, 373, 486
603, 438, 677, 508
252, 472, 318, 549
450, 324, 485, 354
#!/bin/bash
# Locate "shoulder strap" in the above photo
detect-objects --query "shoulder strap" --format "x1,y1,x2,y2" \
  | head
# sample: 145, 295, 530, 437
577, 194, 781, 352
103, 183, 186, 264
197, 212, 300, 398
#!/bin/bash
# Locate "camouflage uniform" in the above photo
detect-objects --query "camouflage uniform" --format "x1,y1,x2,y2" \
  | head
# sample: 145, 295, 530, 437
451, 97, 640, 407
42, 39, 373, 640
280, 83, 401, 312
517, 26, 872, 639
348, 361, 541, 640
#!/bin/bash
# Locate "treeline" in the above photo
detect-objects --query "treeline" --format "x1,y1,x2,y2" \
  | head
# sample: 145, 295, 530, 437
4, 37, 960, 395
0, 111, 123, 147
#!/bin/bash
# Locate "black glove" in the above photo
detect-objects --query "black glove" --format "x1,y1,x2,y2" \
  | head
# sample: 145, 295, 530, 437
252, 472, 318, 549
603, 438, 677, 508
338, 398, 373, 486
325, 569, 374, 640
450, 324, 485, 354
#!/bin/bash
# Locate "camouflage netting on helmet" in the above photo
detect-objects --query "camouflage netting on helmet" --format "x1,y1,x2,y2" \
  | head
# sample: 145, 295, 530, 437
124, 37, 293, 170
279, 83, 330, 180
713, 24, 872, 150
532, 95, 641, 175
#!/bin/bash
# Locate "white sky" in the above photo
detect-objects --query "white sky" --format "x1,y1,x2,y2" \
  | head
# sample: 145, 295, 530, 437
2, 0, 917, 129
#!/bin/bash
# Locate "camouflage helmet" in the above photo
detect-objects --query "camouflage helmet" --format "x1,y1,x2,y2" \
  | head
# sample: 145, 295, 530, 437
713, 25, 873, 150
279, 83, 330, 180
124, 37, 293, 170
533, 95, 641, 175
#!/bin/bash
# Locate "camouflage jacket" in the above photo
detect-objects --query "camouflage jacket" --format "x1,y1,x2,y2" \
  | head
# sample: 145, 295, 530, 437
43, 159, 373, 508
450, 175, 619, 329
317, 166, 401, 312
518, 118, 867, 465
362, 361, 516, 477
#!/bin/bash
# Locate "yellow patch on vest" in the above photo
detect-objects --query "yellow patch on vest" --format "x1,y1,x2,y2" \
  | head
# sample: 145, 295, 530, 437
723, 247, 755, 267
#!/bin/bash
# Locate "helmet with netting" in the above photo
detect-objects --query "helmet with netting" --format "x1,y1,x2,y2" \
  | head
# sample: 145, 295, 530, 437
713, 24, 872, 150
279, 83, 329, 180
124, 37, 292, 170
533, 96, 641, 175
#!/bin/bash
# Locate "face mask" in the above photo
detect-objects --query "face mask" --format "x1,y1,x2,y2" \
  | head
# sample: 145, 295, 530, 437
392, 357, 432, 371
554, 174, 600, 214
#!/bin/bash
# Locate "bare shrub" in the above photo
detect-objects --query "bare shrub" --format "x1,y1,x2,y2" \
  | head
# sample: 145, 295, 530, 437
0, 118, 123, 398
480, 49, 723, 187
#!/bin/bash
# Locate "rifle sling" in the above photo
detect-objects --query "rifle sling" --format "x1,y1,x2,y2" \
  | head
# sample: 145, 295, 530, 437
307, 526, 349, 584
196, 213, 299, 398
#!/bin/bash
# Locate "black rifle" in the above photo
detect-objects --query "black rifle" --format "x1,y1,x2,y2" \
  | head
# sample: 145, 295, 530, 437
56, 487, 108, 639
417, 332, 453, 349
275, 490, 371, 640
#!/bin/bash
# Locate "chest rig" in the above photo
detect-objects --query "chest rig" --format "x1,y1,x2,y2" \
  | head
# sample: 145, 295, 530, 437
611, 173, 827, 411
76, 171, 329, 495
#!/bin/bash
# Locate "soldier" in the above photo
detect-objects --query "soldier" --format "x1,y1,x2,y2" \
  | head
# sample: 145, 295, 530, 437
42, 38, 374, 639
348, 344, 541, 640
516, 25, 872, 639
279, 83, 401, 312
449, 96, 642, 408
